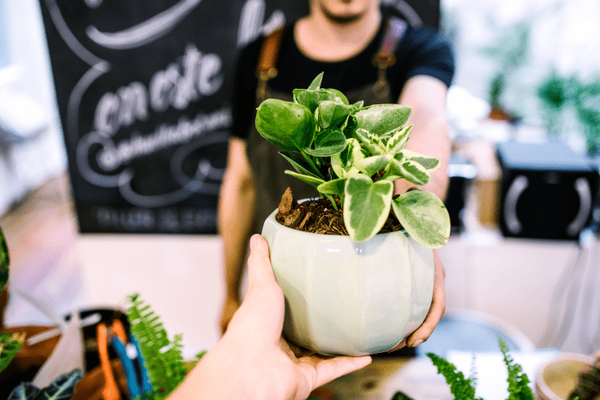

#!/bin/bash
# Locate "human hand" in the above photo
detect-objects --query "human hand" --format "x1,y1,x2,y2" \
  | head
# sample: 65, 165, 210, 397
390, 248, 445, 351
171, 234, 372, 400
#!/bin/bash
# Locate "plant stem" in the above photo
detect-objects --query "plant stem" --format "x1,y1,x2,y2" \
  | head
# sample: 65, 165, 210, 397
301, 152, 324, 179
325, 194, 338, 211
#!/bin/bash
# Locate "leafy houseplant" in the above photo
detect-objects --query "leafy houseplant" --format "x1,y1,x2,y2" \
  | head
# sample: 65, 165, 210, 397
0, 225, 24, 375
255, 72, 450, 246
255, 73, 450, 356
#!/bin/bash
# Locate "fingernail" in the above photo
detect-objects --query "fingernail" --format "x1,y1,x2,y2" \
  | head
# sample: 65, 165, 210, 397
250, 234, 259, 249
410, 339, 423, 347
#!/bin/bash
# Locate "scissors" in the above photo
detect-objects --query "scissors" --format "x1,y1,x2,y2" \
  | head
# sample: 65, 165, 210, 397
97, 319, 152, 400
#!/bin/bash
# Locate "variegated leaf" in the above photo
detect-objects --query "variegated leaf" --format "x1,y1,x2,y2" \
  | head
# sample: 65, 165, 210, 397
392, 190, 450, 248
318, 178, 347, 197
344, 175, 394, 242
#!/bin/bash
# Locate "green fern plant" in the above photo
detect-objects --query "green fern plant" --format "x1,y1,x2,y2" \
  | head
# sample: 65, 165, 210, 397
427, 352, 482, 400
425, 338, 535, 400
0, 225, 24, 375
126, 293, 202, 399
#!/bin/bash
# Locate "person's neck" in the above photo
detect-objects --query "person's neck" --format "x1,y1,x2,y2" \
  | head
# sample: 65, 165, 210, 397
295, 7, 382, 62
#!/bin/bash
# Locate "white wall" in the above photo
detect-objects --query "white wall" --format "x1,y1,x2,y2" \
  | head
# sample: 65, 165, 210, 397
0, 0, 67, 216
442, 0, 600, 140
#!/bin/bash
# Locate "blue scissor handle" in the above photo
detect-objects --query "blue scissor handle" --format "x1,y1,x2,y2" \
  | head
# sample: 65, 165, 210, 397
110, 336, 141, 399
130, 335, 153, 394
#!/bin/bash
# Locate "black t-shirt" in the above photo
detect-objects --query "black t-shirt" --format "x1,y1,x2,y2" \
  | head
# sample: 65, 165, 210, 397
231, 18, 455, 139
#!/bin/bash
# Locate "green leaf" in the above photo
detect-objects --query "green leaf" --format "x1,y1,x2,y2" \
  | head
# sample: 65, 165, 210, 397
325, 88, 349, 105
305, 128, 347, 157
392, 190, 450, 248
351, 104, 412, 136
402, 149, 440, 170
7, 383, 40, 400
331, 138, 363, 179
279, 151, 320, 178
354, 154, 392, 177
317, 100, 352, 129
353, 128, 386, 155
317, 178, 347, 197
388, 158, 431, 186
8, 369, 84, 400
0, 333, 23, 374
0, 225, 8, 296
285, 170, 326, 189
41, 369, 84, 400
308, 72, 324, 90
386, 125, 412, 154
255, 99, 315, 152
343, 175, 393, 242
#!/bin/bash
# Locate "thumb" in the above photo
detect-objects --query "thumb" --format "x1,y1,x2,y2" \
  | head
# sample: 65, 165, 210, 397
246, 234, 276, 290
302, 355, 372, 389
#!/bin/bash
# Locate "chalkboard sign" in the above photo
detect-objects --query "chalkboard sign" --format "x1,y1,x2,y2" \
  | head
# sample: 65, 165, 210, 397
38, 0, 438, 234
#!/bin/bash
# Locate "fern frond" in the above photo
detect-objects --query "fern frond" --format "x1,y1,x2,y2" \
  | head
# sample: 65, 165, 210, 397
126, 294, 188, 399
427, 352, 482, 400
499, 338, 534, 400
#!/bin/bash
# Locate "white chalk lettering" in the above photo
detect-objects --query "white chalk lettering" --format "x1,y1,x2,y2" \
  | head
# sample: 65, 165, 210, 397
93, 44, 223, 136
97, 107, 231, 170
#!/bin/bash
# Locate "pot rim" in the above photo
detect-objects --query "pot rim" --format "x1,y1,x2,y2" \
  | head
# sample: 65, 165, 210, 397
535, 352, 596, 400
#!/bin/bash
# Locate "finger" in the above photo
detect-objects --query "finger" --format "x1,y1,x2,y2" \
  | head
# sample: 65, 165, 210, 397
388, 338, 406, 353
307, 355, 372, 389
246, 234, 277, 290
407, 250, 445, 347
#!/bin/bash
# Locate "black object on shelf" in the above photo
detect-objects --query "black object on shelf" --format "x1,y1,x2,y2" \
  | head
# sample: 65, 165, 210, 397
446, 154, 477, 235
496, 140, 599, 240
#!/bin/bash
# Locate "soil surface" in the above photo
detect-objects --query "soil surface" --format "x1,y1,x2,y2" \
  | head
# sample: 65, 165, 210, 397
276, 187, 404, 236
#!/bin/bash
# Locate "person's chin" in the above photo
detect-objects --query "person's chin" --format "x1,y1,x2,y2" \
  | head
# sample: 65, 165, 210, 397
322, 9, 364, 24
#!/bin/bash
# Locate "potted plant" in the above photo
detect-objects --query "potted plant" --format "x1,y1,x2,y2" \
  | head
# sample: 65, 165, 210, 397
255, 73, 451, 356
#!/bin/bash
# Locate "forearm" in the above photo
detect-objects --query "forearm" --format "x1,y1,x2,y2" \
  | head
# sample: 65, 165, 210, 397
395, 75, 451, 201
217, 139, 257, 301
396, 111, 451, 200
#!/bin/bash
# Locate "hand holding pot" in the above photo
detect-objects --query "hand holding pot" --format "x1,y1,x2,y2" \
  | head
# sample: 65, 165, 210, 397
169, 234, 372, 400
391, 249, 446, 351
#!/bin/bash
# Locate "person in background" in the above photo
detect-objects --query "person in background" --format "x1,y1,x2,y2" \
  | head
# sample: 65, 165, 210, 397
218, 0, 454, 350
169, 235, 372, 399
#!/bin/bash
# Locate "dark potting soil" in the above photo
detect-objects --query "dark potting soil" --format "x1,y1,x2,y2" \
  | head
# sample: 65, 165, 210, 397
275, 187, 404, 236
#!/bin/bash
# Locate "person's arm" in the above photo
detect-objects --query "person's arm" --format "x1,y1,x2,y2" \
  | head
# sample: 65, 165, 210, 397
394, 74, 451, 200
169, 235, 372, 400
392, 74, 450, 350
217, 137, 256, 334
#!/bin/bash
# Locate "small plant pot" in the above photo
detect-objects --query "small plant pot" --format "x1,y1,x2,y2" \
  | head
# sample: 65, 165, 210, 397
261, 208, 434, 356
535, 353, 596, 400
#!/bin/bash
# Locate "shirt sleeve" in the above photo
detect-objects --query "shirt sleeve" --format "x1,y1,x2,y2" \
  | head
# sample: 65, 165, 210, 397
394, 26, 455, 95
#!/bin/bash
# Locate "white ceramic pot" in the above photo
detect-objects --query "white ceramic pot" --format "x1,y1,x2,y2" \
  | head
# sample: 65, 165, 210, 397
261, 208, 434, 356
535, 353, 596, 400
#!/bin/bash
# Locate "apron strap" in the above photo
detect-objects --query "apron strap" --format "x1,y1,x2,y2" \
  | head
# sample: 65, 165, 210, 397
256, 27, 286, 103
372, 17, 408, 98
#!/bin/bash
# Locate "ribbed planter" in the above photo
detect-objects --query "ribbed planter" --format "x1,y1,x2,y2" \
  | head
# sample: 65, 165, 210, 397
261, 207, 434, 356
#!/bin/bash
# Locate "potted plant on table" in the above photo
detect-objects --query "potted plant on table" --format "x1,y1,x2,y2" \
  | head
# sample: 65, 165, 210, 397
255, 73, 451, 356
